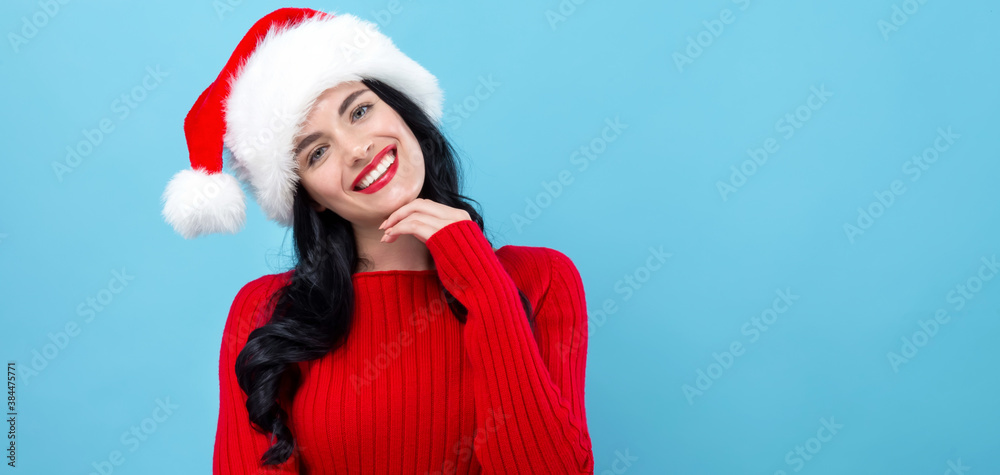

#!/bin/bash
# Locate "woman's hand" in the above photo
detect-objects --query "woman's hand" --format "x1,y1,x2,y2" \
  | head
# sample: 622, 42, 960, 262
378, 198, 471, 244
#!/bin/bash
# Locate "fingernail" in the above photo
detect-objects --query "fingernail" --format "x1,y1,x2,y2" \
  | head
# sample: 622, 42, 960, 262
379, 220, 386, 230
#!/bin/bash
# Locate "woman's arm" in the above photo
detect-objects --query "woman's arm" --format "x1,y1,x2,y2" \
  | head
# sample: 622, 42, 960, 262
214, 274, 300, 474
425, 220, 595, 474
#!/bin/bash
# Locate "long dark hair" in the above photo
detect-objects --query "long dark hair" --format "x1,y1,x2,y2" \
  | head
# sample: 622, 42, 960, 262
234, 78, 536, 468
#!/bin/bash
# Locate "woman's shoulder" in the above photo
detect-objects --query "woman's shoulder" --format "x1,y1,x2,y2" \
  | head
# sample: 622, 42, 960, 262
234, 270, 294, 298
496, 245, 578, 301
228, 270, 294, 328
497, 244, 577, 271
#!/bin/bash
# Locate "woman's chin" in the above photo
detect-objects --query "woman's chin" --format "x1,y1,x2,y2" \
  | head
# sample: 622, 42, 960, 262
371, 180, 421, 204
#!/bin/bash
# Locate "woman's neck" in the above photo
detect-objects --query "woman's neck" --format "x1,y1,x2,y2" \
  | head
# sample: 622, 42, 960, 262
353, 227, 435, 273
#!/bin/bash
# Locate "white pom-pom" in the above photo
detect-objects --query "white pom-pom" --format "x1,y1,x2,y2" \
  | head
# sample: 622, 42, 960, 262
161, 169, 247, 239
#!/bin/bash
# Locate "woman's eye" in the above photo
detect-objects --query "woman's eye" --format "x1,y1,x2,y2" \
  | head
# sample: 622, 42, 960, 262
352, 104, 370, 122
308, 146, 327, 165
306, 104, 370, 166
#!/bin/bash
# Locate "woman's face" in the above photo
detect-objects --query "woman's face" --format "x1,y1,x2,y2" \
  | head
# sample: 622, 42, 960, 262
293, 81, 425, 228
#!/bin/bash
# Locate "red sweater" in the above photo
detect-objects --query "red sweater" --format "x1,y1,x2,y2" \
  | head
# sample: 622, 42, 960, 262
213, 219, 594, 474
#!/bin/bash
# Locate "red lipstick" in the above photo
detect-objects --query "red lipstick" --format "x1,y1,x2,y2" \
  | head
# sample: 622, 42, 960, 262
352, 144, 398, 194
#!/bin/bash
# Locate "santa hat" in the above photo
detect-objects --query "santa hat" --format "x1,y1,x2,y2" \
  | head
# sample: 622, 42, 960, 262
161, 7, 444, 239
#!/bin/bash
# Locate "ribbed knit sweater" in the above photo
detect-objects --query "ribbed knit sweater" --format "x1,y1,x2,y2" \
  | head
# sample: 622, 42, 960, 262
213, 219, 594, 474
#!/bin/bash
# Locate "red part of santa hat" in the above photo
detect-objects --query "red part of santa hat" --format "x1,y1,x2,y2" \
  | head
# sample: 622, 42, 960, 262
161, 7, 443, 239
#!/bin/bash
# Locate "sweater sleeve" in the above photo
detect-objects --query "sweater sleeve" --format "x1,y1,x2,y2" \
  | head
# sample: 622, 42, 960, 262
214, 274, 301, 474
425, 220, 595, 474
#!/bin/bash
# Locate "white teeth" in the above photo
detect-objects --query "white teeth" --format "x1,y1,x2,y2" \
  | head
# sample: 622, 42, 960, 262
357, 150, 396, 190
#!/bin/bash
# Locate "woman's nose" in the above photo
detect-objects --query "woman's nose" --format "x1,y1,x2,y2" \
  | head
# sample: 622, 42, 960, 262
347, 141, 372, 166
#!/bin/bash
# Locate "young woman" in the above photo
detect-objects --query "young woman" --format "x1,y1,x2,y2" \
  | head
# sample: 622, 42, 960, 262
161, 8, 593, 474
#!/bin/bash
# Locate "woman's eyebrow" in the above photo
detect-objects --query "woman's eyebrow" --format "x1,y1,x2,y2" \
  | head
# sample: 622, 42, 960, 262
294, 132, 323, 160
338, 88, 367, 116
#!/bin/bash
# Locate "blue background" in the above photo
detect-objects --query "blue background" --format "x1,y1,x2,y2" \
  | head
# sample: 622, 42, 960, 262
1, 0, 998, 473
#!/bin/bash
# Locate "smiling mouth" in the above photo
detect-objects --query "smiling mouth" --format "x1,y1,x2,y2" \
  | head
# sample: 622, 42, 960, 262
353, 145, 397, 191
